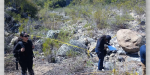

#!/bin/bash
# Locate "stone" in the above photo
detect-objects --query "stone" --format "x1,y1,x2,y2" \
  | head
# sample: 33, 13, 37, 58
46, 30, 60, 39
126, 57, 140, 62
110, 53, 115, 57
104, 62, 115, 70
117, 50, 126, 55
140, 21, 145, 25
9, 36, 18, 45
89, 42, 96, 52
4, 31, 9, 36
34, 39, 43, 53
117, 56, 125, 62
116, 29, 143, 53
56, 39, 87, 56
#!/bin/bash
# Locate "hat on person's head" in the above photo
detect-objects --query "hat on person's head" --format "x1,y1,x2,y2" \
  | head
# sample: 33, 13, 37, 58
20, 31, 29, 37
106, 35, 111, 43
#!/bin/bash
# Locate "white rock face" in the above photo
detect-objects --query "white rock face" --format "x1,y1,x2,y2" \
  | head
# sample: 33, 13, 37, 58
9, 36, 18, 45
89, 42, 96, 52
116, 29, 143, 53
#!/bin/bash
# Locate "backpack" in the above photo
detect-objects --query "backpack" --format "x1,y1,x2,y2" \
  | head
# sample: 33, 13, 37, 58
13, 38, 23, 58
13, 39, 19, 58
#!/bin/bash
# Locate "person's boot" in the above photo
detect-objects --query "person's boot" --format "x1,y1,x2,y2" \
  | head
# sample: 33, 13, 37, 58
28, 69, 34, 75
22, 72, 27, 75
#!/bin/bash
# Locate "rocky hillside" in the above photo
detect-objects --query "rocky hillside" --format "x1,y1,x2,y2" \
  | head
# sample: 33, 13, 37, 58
5, 0, 146, 75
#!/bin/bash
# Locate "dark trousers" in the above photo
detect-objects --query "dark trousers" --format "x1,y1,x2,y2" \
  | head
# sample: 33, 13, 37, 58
96, 52, 105, 70
19, 59, 34, 75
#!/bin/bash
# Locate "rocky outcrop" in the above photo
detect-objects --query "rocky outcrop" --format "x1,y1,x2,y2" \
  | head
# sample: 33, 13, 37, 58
34, 39, 43, 53
9, 36, 18, 46
89, 42, 96, 52
46, 30, 60, 39
56, 39, 87, 56
5, 13, 20, 33
116, 29, 143, 53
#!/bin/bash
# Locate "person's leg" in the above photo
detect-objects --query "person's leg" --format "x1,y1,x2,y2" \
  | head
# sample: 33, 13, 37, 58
97, 52, 104, 70
19, 60, 27, 75
27, 59, 34, 75
141, 63, 146, 75
101, 56, 104, 69
98, 56, 104, 70
98, 59, 103, 70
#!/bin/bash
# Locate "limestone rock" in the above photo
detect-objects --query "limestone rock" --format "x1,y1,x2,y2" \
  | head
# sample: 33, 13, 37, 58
89, 42, 96, 52
56, 39, 87, 56
46, 30, 60, 39
117, 29, 143, 53
9, 36, 18, 45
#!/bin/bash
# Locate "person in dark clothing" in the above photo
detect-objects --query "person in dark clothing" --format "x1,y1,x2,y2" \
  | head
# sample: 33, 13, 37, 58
140, 44, 146, 75
95, 35, 111, 70
13, 36, 24, 70
13, 32, 35, 75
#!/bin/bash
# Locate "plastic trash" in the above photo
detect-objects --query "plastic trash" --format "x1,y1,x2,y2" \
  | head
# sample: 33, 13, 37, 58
108, 46, 116, 51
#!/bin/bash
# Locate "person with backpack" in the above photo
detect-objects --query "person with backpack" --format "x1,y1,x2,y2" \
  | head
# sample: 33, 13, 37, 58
13, 32, 35, 75
140, 44, 146, 75
95, 35, 111, 70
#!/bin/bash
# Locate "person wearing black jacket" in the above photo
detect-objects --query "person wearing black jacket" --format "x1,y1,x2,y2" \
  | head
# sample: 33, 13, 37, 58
95, 35, 111, 70
13, 32, 34, 75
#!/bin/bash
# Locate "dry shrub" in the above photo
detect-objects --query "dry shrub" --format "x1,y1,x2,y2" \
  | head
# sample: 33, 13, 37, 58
45, 55, 94, 75
5, 55, 16, 72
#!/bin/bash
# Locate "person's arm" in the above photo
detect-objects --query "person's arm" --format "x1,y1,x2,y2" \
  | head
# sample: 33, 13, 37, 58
32, 44, 35, 58
105, 42, 110, 46
19, 41, 25, 52
13, 41, 25, 58
29, 40, 35, 58
95, 39, 101, 51
13, 42, 22, 53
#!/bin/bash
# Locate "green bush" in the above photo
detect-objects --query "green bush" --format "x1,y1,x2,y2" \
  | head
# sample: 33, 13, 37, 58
110, 14, 134, 29
18, 18, 29, 32
42, 38, 59, 56
134, 1, 146, 15
66, 49, 79, 58
93, 9, 110, 29
42, 30, 72, 56
5, 0, 38, 18
57, 30, 73, 42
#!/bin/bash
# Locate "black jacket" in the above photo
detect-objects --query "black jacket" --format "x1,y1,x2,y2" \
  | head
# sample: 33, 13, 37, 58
13, 40, 34, 60
95, 35, 110, 56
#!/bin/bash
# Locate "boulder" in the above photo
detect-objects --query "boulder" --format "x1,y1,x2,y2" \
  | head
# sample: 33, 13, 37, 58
117, 56, 125, 62
126, 56, 140, 62
77, 37, 89, 46
34, 39, 43, 53
116, 29, 143, 53
117, 50, 126, 55
4, 31, 9, 36
6, 7, 16, 12
104, 62, 115, 70
9, 36, 18, 45
89, 42, 96, 52
140, 21, 145, 25
56, 39, 87, 56
46, 30, 60, 39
